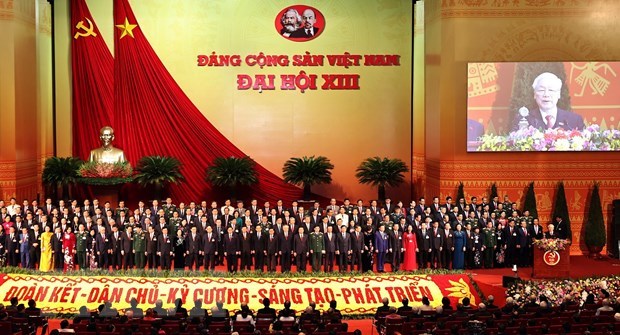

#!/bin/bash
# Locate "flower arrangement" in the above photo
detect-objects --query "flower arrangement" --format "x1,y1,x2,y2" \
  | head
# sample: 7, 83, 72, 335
507, 276, 620, 307
476, 125, 620, 151
532, 238, 570, 252
78, 161, 134, 185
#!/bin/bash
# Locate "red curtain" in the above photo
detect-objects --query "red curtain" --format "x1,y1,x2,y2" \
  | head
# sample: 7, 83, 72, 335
112, 0, 304, 203
71, 0, 115, 160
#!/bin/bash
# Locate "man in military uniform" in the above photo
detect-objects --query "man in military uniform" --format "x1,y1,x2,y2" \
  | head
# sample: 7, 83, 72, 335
465, 211, 478, 229
164, 198, 177, 218
133, 225, 146, 269
482, 221, 496, 268
493, 203, 506, 221
75, 223, 90, 269
520, 210, 533, 226
309, 225, 325, 272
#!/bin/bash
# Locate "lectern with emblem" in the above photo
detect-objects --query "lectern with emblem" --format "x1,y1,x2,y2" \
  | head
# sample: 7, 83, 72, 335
532, 238, 571, 278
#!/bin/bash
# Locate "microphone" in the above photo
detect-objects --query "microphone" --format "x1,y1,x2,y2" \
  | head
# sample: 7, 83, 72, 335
518, 107, 530, 130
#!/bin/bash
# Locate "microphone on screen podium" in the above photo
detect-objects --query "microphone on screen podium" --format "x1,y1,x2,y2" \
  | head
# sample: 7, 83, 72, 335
518, 106, 530, 130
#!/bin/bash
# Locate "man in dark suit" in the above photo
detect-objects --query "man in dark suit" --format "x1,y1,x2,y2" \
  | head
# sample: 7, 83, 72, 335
223, 226, 240, 272
145, 225, 158, 269
441, 223, 454, 269
5, 226, 20, 267
157, 227, 173, 270
336, 225, 351, 272
252, 225, 266, 271
516, 220, 531, 267
266, 227, 279, 272
202, 226, 217, 270
95, 226, 111, 269
120, 226, 134, 270
293, 227, 309, 272
504, 220, 518, 268
554, 216, 569, 240
350, 225, 364, 271
323, 225, 336, 272
390, 223, 403, 272
185, 226, 201, 270
529, 218, 544, 240
416, 222, 430, 269
374, 225, 390, 272
110, 226, 123, 270
239, 226, 253, 271
429, 221, 443, 269
51, 227, 64, 270
29, 224, 41, 269
279, 225, 294, 272
512, 72, 584, 131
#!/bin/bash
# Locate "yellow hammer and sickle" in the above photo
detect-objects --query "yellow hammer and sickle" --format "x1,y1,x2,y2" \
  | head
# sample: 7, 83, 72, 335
73, 18, 97, 39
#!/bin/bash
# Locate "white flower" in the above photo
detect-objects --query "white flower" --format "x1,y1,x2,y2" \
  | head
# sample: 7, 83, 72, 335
554, 138, 570, 151
525, 286, 531, 294
571, 136, 586, 150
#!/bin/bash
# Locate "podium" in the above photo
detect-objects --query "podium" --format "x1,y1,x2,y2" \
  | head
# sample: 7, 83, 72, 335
532, 245, 570, 278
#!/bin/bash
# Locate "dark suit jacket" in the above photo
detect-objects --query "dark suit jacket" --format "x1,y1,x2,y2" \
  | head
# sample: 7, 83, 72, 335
430, 228, 443, 250
266, 234, 279, 254
293, 234, 309, 254
513, 107, 584, 131
202, 232, 218, 254
157, 235, 173, 254
279, 232, 293, 253
223, 234, 240, 254
252, 232, 267, 253
290, 26, 320, 38
185, 233, 202, 254
351, 231, 364, 252
324, 233, 336, 253
336, 233, 351, 253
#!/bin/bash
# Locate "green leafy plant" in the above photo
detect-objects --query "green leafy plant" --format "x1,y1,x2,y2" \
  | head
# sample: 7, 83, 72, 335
134, 156, 184, 199
42, 157, 82, 200
523, 181, 539, 218
206, 156, 258, 199
584, 182, 606, 250
355, 157, 408, 201
282, 156, 334, 201
551, 181, 571, 239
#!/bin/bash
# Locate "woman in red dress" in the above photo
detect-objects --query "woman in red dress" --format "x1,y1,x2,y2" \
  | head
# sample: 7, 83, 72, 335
62, 226, 77, 272
402, 224, 418, 271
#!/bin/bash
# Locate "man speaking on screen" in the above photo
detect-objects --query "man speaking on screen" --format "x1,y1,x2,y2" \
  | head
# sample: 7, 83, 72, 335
513, 72, 585, 131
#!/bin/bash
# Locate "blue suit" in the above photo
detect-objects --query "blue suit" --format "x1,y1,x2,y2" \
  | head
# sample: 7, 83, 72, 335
374, 231, 390, 272
19, 233, 30, 268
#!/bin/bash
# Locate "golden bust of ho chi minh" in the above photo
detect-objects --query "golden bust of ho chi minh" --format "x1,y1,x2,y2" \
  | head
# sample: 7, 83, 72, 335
89, 126, 127, 164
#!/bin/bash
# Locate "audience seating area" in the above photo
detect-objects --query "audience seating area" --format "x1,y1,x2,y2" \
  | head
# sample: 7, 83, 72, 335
375, 306, 618, 335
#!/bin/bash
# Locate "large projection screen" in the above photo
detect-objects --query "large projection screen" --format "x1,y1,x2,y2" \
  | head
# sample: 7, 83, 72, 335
467, 62, 620, 152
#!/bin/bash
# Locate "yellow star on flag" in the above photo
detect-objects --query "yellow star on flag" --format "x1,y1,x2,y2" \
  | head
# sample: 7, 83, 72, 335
116, 17, 137, 39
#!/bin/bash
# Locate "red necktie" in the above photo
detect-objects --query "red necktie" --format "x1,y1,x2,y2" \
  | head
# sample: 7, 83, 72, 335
545, 115, 554, 129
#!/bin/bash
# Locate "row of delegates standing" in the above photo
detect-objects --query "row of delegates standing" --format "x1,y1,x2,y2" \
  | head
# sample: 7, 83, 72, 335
29, 226, 76, 272
0, 224, 76, 272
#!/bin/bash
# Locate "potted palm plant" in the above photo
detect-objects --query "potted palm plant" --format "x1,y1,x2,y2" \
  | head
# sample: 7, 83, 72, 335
584, 182, 606, 259
355, 157, 408, 201
282, 156, 334, 201
206, 156, 258, 200
42, 157, 82, 201
134, 156, 184, 200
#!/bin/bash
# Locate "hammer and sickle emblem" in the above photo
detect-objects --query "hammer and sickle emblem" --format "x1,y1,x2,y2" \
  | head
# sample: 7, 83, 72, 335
73, 18, 97, 39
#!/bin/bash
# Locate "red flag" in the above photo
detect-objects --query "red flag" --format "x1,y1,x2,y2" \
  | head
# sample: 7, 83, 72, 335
113, 0, 305, 203
71, 0, 114, 160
